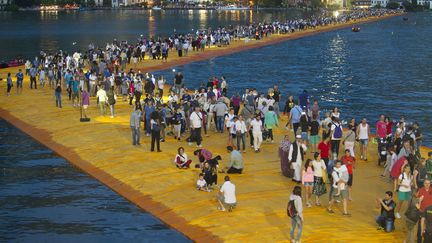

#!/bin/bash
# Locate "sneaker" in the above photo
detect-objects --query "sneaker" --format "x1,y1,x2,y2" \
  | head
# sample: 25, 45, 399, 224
395, 212, 401, 219
271, 140, 275, 143
197, 144, 203, 148
306, 203, 312, 208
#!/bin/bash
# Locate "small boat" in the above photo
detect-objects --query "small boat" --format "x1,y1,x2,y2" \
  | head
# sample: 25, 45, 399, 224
352, 26, 360, 32
403, 17, 409, 21
0, 59, 24, 69
152, 6, 162, 10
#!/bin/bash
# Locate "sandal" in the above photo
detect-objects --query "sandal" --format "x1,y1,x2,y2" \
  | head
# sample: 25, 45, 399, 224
327, 208, 335, 214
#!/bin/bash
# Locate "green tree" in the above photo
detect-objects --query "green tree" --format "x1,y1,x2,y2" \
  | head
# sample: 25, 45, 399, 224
103, 0, 111, 7
386, 1, 399, 8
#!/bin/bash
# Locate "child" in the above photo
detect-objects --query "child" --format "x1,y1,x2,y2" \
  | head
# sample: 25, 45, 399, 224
334, 180, 346, 197
197, 173, 210, 192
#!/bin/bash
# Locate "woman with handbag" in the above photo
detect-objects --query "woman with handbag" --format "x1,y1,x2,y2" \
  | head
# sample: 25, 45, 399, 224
395, 165, 412, 219
150, 111, 162, 152
312, 152, 327, 206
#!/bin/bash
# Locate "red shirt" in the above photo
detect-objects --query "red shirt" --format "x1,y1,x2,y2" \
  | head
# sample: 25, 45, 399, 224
386, 121, 394, 135
417, 187, 432, 212
341, 155, 356, 175
376, 121, 387, 139
318, 142, 330, 159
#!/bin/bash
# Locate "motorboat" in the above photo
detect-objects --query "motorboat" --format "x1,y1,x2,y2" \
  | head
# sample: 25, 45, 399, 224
216, 5, 250, 10
352, 26, 360, 32
403, 17, 409, 21
152, 6, 162, 10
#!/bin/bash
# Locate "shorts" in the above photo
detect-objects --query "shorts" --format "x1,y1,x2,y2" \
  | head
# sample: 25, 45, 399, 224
17, 80, 23, 88
83, 105, 88, 109
332, 188, 348, 200
72, 92, 79, 99
348, 174, 353, 186
301, 132, 309, 141
398, 191, 411, 201
310, 135, 319, 144
360, 139, 368, 145
303, 182, 313, 186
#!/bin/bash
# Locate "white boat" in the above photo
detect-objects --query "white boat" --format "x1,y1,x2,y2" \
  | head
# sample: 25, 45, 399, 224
152, 6, 162, 10
216, 5, 250, 10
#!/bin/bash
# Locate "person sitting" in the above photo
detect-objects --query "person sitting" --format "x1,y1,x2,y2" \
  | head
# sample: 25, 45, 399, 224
225, 146, 244, 174
217, 176, 237, 212
196, 173, 210, 192
375, 191, 396, 232
174, 147, 192, 169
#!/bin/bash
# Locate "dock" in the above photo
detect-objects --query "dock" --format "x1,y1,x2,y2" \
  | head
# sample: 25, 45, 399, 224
0, 12, 426, 243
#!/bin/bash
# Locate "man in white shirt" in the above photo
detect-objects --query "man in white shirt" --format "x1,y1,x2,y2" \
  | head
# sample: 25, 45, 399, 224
217, 176, 237, 212
327, 160, 350, 216
189, 106, 203, 147
249, 114, 263, 153
96, 86, 108, 116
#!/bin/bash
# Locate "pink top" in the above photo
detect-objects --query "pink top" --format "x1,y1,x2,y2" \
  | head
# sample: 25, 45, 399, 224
302, 167, 314, 184
376, 121, 387, 139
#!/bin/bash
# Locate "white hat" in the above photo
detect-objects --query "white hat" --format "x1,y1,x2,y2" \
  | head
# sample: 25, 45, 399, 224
296, 134, 302, 139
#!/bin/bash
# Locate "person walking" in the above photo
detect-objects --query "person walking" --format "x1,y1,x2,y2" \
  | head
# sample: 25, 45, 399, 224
107, 86, 117, 118
130, 105, 142, 146
249, 114, 263, 153
96, 85, 108, 116
81, 89, 90, 118
264, 106, 278, 143
288, 186, 303, 243
150, 111, 162, 152
289, 103, 302, 135
356, 118, 370, 161
343, 119, 357, 157
312, 152, 327, 206
16, 69, 23, 95
29, 65, 37, 89
235, 115, 247, 153
327, 160, 350, 216
302, 159, 314, 208
330, 117, 343, 160
341, 149, 356, 201
395, 165, 412, 219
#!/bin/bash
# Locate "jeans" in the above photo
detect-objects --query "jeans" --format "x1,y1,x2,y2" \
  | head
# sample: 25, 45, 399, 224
55, 91, 62, 108
376, 216, 394, 232
191, 127, 202, 145
131, 126, 140, 145
293, 122, 300, 135
267, 129, 274, 141
236, 133, 246, 151
290, 216, 302, 241
151, 130, 160, 151
274, 102, 280, 118
30, 76, 37, 89
216, 116, 224, 132
174, 124, 181, 138
109, 105, 115, 117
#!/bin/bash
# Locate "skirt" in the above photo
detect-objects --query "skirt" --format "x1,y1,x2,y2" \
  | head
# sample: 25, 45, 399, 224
312, 176, 327, 196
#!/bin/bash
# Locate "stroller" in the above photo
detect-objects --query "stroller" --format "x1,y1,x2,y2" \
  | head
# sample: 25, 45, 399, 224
377, 137, 388, 166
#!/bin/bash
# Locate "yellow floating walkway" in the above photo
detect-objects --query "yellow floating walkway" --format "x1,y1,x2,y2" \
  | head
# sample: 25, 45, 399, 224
2, 13, 428, 243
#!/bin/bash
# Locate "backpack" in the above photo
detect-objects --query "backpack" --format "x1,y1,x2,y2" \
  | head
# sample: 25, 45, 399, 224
333, 123, 342, 139
287, 200, 297, 218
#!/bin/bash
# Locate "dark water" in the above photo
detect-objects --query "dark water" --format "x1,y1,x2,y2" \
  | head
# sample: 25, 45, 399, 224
0, 119, 190, 242
0, 9, 313, 60
153, 12, 432, 146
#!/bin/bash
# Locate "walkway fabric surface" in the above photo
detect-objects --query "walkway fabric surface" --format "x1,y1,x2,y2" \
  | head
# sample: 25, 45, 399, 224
2, 13, 427, 242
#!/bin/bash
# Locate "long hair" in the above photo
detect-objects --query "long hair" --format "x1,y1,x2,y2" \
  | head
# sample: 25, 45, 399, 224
304, 159, 314, 172
293, 186, 302, 197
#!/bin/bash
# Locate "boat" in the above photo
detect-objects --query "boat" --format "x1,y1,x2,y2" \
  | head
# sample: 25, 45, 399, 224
0, 59, 24, 69
216, 5, 250, 10
152, 6, 162, 10
352, 26, 360, 32
64, 4, 80, 10
403, 17, 409, 21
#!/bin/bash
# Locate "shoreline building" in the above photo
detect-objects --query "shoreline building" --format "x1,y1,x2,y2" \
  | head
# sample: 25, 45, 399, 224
0, 0, 12, 10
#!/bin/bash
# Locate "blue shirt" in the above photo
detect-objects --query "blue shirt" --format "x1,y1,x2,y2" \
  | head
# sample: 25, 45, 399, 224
16, 72, 23, 81
290, 105, 302, 124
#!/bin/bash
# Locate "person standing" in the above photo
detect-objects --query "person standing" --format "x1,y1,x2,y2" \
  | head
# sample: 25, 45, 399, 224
130, 105, 142, 146
16, 69, 23, 95
264, 106, 278, 143
96, 85, 108, 116
312, 152, 327, 206
416, 179, 432, 242
376, 114, 387, 140
343, 118, 357, 157
6, 73, 13, 96
420, 204, 432, 243
249, 114, 263, 153
302, 159, 314, 208
29, 65, 37, 89
213, 99, 228, 133
81, 89, 90, 118
356, 118, 370, 161
395, 165, 412, 219
54, 83, 62, 108
235, 115, 247, 153
288, 186, 303, 243
327, 160, 350, 216
341, 149, 356, 201
272, 85, 281, 118
289, 135, 307, 183
150, 111, 162, 152
189, 106, 203, 147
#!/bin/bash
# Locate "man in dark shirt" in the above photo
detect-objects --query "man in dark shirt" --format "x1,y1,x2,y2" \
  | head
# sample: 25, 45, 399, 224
376, 191, 396, 232
421, 205, 432, 242
413, 122, 423, 152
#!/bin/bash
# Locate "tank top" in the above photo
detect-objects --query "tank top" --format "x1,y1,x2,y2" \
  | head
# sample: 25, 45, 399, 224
358, 124, 369, 139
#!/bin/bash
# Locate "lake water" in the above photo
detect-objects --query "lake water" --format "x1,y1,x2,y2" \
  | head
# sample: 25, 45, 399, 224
153, 12, 432, 146
0, 9, 312, 60
0, 119, 190, 242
